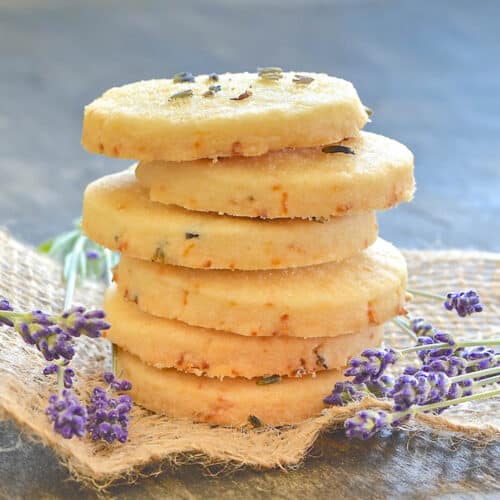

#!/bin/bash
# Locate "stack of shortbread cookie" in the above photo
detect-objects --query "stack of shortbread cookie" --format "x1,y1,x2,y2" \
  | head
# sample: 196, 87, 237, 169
81, 71, 414, 426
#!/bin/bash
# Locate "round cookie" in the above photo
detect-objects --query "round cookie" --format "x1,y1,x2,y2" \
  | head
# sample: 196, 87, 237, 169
83, 169, 378, 270
117, 348, 345, 426
104, 284, 384, 379
114, 238, 408, 338
136, 132, 415, 219
81, 72, 368, 162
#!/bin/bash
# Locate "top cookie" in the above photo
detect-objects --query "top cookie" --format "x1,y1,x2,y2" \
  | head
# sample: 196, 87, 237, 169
81, 71, 369, 161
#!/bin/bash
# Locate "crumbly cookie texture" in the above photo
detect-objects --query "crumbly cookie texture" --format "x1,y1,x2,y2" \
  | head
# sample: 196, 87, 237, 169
116, 348, 347, 426
136, 131, 415, 219
82, 168, 378, 270
105, 284, 383, 379
114, 238, 408, 338
81, 72, 368, 161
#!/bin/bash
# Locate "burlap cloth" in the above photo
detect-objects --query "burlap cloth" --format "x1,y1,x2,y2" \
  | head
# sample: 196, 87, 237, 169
0, 229, 498, 486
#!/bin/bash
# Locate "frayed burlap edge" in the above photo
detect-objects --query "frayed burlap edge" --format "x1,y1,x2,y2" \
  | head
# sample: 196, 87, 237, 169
0, 229, 498, 488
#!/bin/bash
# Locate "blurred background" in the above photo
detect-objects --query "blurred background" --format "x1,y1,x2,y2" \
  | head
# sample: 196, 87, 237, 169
0, 0, 499, 250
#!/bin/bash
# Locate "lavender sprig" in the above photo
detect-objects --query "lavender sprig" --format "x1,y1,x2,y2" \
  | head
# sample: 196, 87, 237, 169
324, 285, 498, 441
390, 371, 451, 412
345, 410, 391, 440
0, 304, 110, 362
37, 222, 129, 440
407, 288, 483, 318
0, 222, 131, 442
87, 373, 132, 443
323, 375, 395, 406
325, 337, 499, 407
43, 366, 132, 442
46, 390, 88, 439
344, 348, 399, 384
325, 309, 499, 409
459, 346, 499, 373
386, 366, 500, 414
345, 388, 500, 440
324, 381, 368, 406
444, 291, 483, 317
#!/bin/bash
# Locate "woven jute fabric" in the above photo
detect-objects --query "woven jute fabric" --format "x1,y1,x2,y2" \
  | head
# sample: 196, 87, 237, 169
0, 229, 498, 486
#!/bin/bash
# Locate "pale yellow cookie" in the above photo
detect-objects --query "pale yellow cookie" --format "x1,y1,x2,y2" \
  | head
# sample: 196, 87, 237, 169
82, 169, 378, 270
136, 131, 415, 219
117, 348, 345, 425
114, 238, 408, 338
81, 72, 368, 161
104, 284, 384, 378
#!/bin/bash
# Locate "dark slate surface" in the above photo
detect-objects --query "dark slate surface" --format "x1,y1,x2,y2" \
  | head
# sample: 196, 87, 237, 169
0, 0, 499, 498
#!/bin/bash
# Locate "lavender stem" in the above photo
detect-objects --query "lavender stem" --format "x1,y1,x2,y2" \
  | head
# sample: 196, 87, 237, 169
401, 339, 500, 354
452, 366, 500, 383
474, 375, 500, 387
465, 355, 500, 367
63, 235, 87, 311
407, 288, 445, 301
103, 248, 117, 375
112, 342, 118, 376
57, 364, 64, 394
48, 229, 80, 258
397, 388, 500, 418
391, 318, 418, 341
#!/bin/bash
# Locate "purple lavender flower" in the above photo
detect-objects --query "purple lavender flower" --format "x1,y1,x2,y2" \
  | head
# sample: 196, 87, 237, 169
458, 346, 499, 372
433, 331, 456, 345
447, 380, 473, 400
86, 250, 100, 260
344, 409, 392, 440
0, 297, 13, 312
86, 374, 133, 444
15, 323, 76, 362
390, 371, 450, 411
422, 356, 467, 377
403, 366, 419, 375
43, 330, 75, 361
411, 318, 434, 336
2, 303, 109, 362
43, 364, 59, 375
323, 381, 367, 406
415, 336, 438, 362
87, 387, 132, 443
326, 348, 398, 406
15, 306, 109, 362
444, 290, 483, 317
103, 372, 132, 391
324, 375, 395, 406
46, 390, 87, 439
416, 332, 455, 363
366, 374, 395, 397
30, 310, 52, 326
0, 297, 14, 326
42, 364, 74, 387
63, 368, 75, 388
344, 348, 399, 384
58, 306, 109, 338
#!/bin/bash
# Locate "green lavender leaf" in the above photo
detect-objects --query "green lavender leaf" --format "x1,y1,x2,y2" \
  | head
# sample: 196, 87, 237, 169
37, 219, 119, 286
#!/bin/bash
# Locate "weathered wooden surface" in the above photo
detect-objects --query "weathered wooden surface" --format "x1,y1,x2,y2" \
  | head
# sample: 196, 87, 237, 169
0, 0, 499, 497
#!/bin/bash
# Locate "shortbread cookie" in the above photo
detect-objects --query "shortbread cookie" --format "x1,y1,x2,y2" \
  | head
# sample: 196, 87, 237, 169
81, 72, 368, 161
105, 284, 383, 378
115, 238, 408, 338
83, 169, 378, 270
136, 131, 414, 219
116, 348, 345, 425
